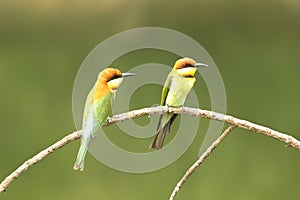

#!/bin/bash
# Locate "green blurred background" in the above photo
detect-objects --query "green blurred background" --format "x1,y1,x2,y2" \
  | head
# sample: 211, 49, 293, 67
1, 0, 300, 199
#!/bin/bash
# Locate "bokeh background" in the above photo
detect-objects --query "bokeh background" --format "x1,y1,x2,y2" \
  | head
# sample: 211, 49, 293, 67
1, 0, 300, 199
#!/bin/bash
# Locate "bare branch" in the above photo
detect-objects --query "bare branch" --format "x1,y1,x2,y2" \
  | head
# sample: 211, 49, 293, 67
106, 106, 300, 150
169, 125, 236, 200
0, 130, 82, 192
1, 106, 300, 193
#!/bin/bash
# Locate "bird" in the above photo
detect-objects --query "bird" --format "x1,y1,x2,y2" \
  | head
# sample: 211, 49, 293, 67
150, 57, 207, 150
73, 68, 136, 171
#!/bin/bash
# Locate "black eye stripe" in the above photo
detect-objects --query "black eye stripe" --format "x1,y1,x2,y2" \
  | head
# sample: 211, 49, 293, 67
184, 64, 194, 68
108, 74, 122, 81
178, 64, 194, 69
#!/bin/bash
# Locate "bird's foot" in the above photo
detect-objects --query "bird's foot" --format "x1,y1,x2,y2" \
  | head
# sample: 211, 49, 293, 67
165, 104, 171, 113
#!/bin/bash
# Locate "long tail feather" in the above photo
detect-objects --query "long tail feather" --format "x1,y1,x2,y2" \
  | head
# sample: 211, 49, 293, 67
150, 127, 167, 150
73, 142, 88, 171
150, 114, 178, 149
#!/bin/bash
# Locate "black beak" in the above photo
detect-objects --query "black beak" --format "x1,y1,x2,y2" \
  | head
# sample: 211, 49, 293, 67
122, 72, 137, 77
194, 63, 208, 67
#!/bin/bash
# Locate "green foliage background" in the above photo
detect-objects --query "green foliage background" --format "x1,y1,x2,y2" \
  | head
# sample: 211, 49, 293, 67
1, 0, 300, 199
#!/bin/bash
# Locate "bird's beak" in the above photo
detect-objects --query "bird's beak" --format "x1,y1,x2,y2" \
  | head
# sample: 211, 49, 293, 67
194, 63, 208, 67
122, 72, 137, 77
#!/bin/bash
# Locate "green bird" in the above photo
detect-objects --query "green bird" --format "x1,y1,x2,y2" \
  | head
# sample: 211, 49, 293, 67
73, 68, 136, 171
150, 57, 207, 150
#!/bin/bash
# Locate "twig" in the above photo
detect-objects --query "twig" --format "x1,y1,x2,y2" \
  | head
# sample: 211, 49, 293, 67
1, 106, 300, 193
106, 106, 300, 149
169, 125, 236, 200
0, 130, 82, 192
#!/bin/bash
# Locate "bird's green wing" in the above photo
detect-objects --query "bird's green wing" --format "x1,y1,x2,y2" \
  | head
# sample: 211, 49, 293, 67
82, 86, 96, 130
157, 70, 174, 131
93, 91, 113, 128
160, 71, 174, 106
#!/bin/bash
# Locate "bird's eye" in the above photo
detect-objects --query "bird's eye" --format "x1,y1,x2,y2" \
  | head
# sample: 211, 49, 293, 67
108, 74, 121, 81
182, 64, 193, 68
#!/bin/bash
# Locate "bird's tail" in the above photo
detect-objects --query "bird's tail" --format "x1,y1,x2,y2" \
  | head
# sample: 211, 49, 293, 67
150, 125, 168, 150
73, 142, 89, 171
150, 114, 178, 150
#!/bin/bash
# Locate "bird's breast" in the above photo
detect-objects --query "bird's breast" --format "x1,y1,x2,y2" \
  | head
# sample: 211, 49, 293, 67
166, 77, 195, 106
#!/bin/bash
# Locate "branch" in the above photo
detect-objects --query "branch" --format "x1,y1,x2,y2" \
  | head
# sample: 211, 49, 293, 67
169, 125, 236, 200
0, 130, 82, 192
1, 106, 300, 193
107, 106, 300, 149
